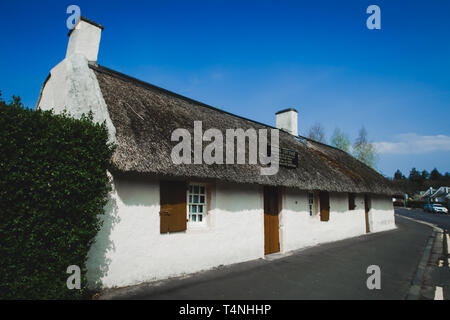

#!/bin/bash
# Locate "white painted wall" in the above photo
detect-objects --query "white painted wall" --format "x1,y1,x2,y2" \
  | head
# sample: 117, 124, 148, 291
66, 20, 102, 62
37, 53, 116, 144
280, 190, 367, 251
86, 177, 264, 289
87, 178, 396, 289
37, 17, 115, 144
368, 195, 396, 232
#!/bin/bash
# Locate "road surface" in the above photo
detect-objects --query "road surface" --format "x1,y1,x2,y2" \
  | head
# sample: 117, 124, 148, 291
395, 207, 450, 231
395, 207, 449, 299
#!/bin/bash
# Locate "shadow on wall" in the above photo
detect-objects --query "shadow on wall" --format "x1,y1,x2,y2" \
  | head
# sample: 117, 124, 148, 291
86, 174, 159, 289
113, 176, 158, 207
86, 173, 121, 289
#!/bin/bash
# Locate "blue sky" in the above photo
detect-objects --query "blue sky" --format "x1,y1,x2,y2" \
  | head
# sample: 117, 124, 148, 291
1, 0, 449, 177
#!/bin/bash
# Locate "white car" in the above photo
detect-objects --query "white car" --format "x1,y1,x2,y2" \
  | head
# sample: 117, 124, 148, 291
426, 204, 448, 214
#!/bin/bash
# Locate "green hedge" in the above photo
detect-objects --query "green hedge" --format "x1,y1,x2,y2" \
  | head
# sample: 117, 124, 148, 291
0, 96, 115, 299
405, 199, 427, 209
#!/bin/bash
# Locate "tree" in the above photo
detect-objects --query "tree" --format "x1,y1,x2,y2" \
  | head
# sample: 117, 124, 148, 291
352, 126, 378, 169
408, 168, 422, 183
430, 168, 442, 181
0, 91, 23, 109
330, 128, 351, 152
421, 170, 430, 180
394, 169, 406, 180
408, 167, 426, 192
307, 122, 326, 143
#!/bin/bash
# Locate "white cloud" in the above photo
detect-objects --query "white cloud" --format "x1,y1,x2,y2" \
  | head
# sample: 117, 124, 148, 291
374, 133, 450, 155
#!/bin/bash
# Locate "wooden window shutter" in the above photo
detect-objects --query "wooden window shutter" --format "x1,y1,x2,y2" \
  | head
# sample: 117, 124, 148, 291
319, 191, 330, 221
160, 180, 187, 233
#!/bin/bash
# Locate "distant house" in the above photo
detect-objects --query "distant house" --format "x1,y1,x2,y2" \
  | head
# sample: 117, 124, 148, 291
420, 186, 450, 203
431, 187, 450, 203
37, 17, 401, 289
419, 187, 436, 199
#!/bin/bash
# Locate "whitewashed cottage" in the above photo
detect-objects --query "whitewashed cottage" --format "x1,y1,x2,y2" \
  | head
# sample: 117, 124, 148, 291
37, 17, 400, 289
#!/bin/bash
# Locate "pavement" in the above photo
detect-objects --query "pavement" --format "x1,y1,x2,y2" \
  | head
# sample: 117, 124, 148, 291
98, 211, 449, 300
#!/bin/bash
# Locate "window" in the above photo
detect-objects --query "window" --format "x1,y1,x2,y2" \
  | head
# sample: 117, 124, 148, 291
348, 193, 356, 210
188, 184, 207, 224
308, 192, 315, 216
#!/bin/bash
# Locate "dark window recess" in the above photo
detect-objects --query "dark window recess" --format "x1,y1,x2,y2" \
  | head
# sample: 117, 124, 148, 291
348, 193, 356, 210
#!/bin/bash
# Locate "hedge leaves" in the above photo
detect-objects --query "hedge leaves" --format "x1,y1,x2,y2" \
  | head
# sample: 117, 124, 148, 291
0, 94, 115, 299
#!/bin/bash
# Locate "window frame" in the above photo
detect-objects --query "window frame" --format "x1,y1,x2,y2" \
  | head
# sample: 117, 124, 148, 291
308, 192, 315, 216
187, 183, 208, 226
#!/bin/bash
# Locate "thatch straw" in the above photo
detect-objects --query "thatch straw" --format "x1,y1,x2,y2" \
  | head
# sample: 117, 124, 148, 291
91, 64, 402, 196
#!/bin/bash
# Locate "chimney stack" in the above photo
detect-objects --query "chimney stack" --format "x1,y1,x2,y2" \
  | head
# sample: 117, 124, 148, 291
66, 17, 104, 62
276, 108, 298, 135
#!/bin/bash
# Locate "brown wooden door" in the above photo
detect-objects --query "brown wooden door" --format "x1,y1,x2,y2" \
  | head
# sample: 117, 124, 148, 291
264, 186, 280, 255
160, 181, 187, 233
364, 194, 370, 233
319, 191, 330, 221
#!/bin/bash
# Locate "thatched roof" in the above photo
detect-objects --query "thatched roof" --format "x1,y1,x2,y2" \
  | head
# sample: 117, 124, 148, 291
90, 63, 401, 196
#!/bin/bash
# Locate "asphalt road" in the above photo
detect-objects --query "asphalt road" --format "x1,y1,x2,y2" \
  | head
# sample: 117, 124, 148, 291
101, 215, 436, 300
395, 207, 450, 300
395, 207, 450, 231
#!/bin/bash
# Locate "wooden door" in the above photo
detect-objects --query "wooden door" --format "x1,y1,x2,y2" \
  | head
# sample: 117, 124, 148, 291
319, 191, 330, 221
160, 181, 187, 233
364, 194, 370, 233
264, 186, 280, 255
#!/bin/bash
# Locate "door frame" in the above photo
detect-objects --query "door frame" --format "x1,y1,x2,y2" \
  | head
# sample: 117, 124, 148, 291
364, 194, 371, 233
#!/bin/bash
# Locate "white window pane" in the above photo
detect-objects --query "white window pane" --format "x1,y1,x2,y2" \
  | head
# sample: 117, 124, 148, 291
192, 205, 197, 213
193, 195, 199, 203
191, 214, 197, 222
198, 215, 203, 222
189, 195, 192, 203
189, 185, 193, 193
198, 205, 203, 213
193, 185, 199, 194
200, 195, 205, 203
200, 186, 205, 194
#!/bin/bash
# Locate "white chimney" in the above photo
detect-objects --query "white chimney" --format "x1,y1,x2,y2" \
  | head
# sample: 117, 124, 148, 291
276, 108, 298, 135
66, 17, 104, 62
